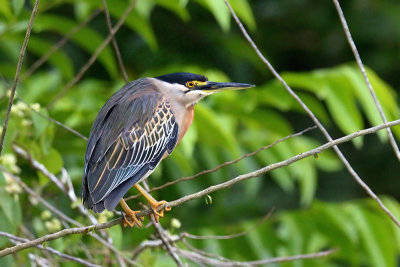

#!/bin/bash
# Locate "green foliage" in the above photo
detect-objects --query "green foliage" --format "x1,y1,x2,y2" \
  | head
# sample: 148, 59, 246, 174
0, 0, 399, 266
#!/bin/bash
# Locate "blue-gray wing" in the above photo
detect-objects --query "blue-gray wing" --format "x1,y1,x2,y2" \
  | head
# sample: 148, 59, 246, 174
82, 87, 178, 212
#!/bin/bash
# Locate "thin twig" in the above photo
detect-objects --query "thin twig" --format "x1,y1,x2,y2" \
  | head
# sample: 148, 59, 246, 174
0, 232, 101, 267
1, 120, 399, 257
0, 218, 122, 257
125, 126, 317, 202
18, 97, 88, 141
166, 119, 400, 213
102, 0, 129, 83
332, 0, 400, 161
0, 167, 135, 265
151, 217, 184, 267
183, 208, 274, 240
0, 0, 40, 157
175, 247, 337, 266
47, 0, 137, 109
12, 145, 120, 257
20, 9, 102, 82
12, 144, 65, 191
224, 0, 400, 228
131, 236, 182, 260
0, 165, 80, 226
182, 239, 234, 263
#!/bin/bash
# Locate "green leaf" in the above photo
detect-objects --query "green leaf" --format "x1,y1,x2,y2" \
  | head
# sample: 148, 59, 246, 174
296, 158, 317, 206
195, 104, 240, 157
380, 197, 400, 250
40, 148, 64, 174
229, 0, 256, 30
324, 74, 363, 148
33, 15, 118, 77
0, 189, 22, 247
32, 107, 49, 139
26, 36, 74, 79
108, 226, 122, 249
0, 190, 15, 222
21, 71, 62, 102
155, 0, 190, 21
196, 0, 230, 32
104, 0, 158, 50
0, 0, 12, 20
345, 65, 400, 139
0, 171, 5, 186
11, 0, 24, 16
346, 204, 396, 267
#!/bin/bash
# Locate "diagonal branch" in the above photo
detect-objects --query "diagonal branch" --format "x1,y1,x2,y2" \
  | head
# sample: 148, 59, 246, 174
166, 119, 400, 211
183, 208, 274, 240
0, 218, 122, 257
0, 118, 397, 259
18, 97, 88, 141
175, 247, 337, 266
332, 0, 400, 161
102, 0, 129, 83
0, 0, 40, 157
223, 0, 400, 228
0, 232, 101, 267
151, 216, 184, 267
20, 9, 102, 82
0, 167, 135, 265
125, 126, 317, 202
47, 0, 138, 109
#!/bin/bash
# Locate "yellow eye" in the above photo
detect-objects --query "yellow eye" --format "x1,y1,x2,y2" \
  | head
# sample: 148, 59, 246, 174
186, 81, 195, 88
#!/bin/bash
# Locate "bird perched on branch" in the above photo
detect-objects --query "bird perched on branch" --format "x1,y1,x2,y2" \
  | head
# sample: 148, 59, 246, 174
82, 72, 254, 227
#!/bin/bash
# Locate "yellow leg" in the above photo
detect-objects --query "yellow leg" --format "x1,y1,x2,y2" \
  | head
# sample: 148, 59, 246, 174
134, 183, 171, 222
119, 199, 144, 227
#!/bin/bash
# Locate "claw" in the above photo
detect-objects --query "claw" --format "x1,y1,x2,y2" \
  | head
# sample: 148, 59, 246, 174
119, 199, 143, 228
122, 210, 144, 227
150, 200, 171, 223
134, 184, 171, 223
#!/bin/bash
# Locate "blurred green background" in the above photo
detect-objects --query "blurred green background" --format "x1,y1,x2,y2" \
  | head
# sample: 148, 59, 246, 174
0, 0, 400, 266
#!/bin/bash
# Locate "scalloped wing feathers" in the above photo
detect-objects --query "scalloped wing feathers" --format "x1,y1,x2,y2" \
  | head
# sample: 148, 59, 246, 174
82, 79, 178, 212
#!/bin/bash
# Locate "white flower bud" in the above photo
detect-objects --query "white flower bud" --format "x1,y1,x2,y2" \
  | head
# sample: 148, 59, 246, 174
171, 218, 181, 229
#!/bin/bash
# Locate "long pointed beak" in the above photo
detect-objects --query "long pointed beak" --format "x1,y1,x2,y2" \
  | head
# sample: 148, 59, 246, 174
196, 81, 255, 93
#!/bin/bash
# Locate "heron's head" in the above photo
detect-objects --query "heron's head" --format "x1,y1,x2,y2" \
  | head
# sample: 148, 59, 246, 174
153, 72, 254, 107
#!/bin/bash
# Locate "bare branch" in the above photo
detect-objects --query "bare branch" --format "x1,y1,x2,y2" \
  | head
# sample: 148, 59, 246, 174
223, 0, 400, 228
151, 217, 184, 267
47, 0, 138, 109
12, 145, 97, 223
131, 236, 182, 260
1, 119, 399, 257
12, 145, 121, 257
102, 0, 129, 83
176, 247, 337, 266
167, 119, 400, 212
183, 208, 274, 240
0, 165, 80, 226
0, 218, 122, 257
332, 0, 400, 161
20, 9, 102, 82
0, 232, 101, 267
0, 167, 134, 265
0, 0, 40, 157
12, 144, 65, 192
18, 97, 88, 141
125, 126, 317, 202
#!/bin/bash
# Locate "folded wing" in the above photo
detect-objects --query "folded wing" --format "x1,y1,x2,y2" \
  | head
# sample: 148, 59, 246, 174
82, 84, 178, 212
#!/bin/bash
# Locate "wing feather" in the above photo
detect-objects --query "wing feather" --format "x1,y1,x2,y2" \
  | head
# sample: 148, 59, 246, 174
82, 82, 178, 212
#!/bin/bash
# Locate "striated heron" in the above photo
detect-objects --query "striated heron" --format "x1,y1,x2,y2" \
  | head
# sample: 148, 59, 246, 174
82, 72, 254, 227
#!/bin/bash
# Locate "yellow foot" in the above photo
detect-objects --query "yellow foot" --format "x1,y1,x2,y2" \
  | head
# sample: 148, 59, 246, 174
150, 200, 171, 223
122, 209, 144, 228
119, 198, 144, 228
